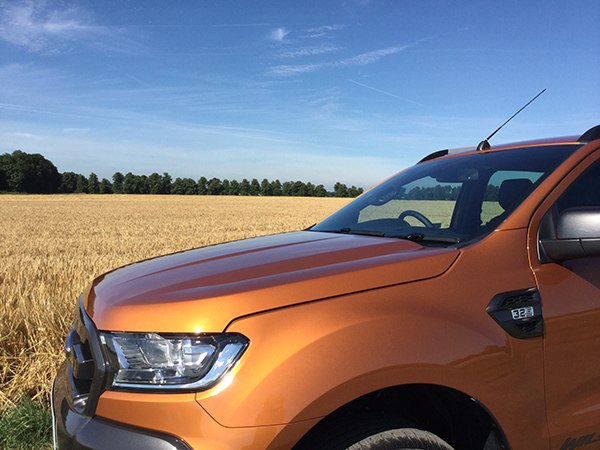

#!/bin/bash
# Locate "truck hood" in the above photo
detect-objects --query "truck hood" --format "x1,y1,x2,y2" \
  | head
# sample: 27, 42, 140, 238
84, 231, 459, 333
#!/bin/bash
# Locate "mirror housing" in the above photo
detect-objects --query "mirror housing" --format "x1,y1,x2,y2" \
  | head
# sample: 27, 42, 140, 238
540, 207, 600, 261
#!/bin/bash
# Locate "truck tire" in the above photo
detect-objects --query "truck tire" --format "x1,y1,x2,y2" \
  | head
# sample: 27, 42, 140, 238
294, 413, 454, 450
346, 428, 454, 449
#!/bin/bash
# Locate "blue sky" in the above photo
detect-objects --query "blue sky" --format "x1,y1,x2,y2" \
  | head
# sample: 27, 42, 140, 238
1, 0, 599, 190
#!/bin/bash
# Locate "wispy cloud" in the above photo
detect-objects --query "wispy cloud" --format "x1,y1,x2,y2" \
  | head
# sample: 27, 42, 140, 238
267, 44, 412, 77
302, 24, 346, 38
341, 46, 407, 66
0, 0, 144, 55
11, 131, 43, 140
269, 27, 290, 42
267, 63, 319, 77
274, 44, 340, 59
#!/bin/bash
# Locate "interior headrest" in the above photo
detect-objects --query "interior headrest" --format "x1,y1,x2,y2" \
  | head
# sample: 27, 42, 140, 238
498, 179, 533, 210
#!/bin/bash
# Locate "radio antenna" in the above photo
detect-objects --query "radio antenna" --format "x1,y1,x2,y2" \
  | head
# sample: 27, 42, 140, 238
477, 88, 546, 151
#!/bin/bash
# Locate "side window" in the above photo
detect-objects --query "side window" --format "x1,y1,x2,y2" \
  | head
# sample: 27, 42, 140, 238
556, 159, 600, 213
481, 171, 543, 226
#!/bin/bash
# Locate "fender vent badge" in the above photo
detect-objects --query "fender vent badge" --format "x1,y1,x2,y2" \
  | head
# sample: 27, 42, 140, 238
487, 288, 543, 339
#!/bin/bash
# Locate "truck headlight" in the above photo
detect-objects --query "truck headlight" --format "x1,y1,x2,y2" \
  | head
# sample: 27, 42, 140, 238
100, 332, 249, 391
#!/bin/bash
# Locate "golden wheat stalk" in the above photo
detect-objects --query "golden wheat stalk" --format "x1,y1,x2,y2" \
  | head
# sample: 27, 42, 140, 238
0, 194, 349, 409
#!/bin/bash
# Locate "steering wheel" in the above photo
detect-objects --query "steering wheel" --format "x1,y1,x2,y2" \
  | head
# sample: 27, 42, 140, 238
398, 210, 435, 228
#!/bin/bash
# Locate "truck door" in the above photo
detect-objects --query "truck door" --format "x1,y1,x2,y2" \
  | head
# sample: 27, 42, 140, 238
530, 151, 600, 450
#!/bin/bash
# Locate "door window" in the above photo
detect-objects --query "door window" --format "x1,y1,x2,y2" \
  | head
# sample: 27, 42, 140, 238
556, 160, 600, 213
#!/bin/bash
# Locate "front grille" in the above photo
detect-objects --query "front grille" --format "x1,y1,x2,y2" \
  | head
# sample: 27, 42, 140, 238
64, 297, 107, 415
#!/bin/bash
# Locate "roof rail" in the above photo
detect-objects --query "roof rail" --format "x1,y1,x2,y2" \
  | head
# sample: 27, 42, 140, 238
417, 124, 600, 164
418, 149, 448, 163
580, 125, 600, 143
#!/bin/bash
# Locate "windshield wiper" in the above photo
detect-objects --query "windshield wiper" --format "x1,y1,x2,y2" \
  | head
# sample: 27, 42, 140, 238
398, 233, 461, 244
330, 228, 386, 237
320, 229, 460, 243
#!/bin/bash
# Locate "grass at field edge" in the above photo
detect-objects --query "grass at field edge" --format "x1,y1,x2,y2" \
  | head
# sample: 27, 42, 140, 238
0, 396, 54, 449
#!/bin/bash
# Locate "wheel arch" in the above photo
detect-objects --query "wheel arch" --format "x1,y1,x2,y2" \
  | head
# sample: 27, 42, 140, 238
292, 383, 509, 450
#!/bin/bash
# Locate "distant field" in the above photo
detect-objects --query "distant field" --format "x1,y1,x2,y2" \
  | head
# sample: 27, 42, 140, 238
359, 200, 503, 227
0, 194, 350, 408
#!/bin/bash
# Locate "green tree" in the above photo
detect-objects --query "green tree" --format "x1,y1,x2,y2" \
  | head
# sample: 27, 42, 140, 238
270, 179, 282, 196
347, 186, 363, 198
162, 173, 172, 194
239, 179, 251, 196
99, 178, 113, 194
121, 173, 147, 194
88, 173, 100, 194
229, 179, 240, 195
292, 181, 306, 196
197, 177, 208, 195
123, 172, 136, 194
315, 184, 328, 197
260, 178, 272, 196
484, 184, 500, 202
75, 174, 88, 193
0, 150, 61, 193
181, 178, 198, 195
59, 172, 78, 193
282, 181, 293, 196
171, 177, 184, 195
334, 182, 348, 198
0, 164, 6, 191
250, 178, 260, 196
221, 179, 230, 195
207, 178, 223, 195
138, 175, 149, 194
112, 172, 124, 194
407, 186, 422, 200
148, 173, 162, 194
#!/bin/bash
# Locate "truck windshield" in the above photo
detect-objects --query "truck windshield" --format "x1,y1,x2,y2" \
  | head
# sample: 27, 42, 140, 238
311, 144, 582, 245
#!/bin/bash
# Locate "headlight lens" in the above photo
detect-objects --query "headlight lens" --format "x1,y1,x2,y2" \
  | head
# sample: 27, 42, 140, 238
100, 332, 249, 391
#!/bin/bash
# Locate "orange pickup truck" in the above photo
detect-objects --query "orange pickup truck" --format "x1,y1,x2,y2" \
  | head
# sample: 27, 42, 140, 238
53, 125, 600, 450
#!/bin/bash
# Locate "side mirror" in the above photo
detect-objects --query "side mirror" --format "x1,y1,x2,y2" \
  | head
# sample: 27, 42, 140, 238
539, 207, 600, 261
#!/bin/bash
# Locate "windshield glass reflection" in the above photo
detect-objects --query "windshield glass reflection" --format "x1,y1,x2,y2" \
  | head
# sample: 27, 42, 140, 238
311, 145, 581, 246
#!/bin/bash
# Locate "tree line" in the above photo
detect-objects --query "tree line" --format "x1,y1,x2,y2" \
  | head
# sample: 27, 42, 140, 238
400, 184, 499, 201
0, 150, 364, 198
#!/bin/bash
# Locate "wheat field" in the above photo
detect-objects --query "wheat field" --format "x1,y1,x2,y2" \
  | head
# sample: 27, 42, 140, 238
0, 194, 350, 409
